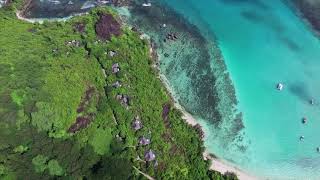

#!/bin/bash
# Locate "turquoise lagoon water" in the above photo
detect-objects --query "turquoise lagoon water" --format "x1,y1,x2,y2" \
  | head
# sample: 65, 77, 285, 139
158, 0, 320, 179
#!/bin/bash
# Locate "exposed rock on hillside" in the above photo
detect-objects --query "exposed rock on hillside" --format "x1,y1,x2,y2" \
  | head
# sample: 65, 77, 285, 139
95, 13, 121, 40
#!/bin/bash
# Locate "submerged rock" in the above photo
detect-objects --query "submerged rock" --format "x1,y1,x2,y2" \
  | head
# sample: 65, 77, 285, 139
110, 0, 131, 7
293, 0, 320, 35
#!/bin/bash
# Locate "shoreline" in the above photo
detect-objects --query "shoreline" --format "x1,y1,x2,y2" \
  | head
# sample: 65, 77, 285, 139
181, 107, 258, 180
204, 151, 258, 180
158, 72, 258, 180
16, 10, 89, 23
180, 109, 258, 180
15, 6, 258, 180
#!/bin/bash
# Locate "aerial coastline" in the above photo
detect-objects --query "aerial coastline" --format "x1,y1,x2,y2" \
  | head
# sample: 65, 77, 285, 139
15, 0, 250, 178
119, 2, 253, 179
0, 0, 240, 179
6, 0, 320, 178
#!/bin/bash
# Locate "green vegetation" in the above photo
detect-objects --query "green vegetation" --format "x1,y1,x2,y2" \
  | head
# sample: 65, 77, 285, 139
0, 3, 237, 180
32, 155, 49, 173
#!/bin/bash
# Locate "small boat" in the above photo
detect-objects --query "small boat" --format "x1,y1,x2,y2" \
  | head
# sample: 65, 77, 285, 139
276, 83, 283, 91
302, 117, 307, 124
299, 136, 304, 141
310, 99, 315, 105
317, 147, 320, 153
142, 3, 151, 7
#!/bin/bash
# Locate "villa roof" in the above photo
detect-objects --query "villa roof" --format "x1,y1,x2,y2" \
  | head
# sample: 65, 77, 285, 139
116, 94, 129, 106
139, 136, 151, 145
144, 150, 156, 161
132, 117, 142, 130
112, 63, 120, 73
112, 81, 121, 88
109, 50, 116, 57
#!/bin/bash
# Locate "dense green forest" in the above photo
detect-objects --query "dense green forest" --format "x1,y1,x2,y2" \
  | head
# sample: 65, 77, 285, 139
0, 3, 237, 179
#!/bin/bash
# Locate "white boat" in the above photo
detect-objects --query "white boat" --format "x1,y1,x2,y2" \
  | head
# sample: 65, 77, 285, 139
142, 3, 151, 7
276, 83, 283, 91
49, 0, 61, 5
310, 99, 315, 105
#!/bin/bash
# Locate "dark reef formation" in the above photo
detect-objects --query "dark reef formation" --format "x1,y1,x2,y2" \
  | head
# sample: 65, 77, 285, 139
110, 0, 131, 7
287, 0, 320, 36
129, 2, 222, 124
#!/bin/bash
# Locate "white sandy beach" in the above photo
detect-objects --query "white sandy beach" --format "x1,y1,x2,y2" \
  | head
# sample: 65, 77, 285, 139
183, 113, 258, 180
16, 10, 88, 23
203, 151, 258, 180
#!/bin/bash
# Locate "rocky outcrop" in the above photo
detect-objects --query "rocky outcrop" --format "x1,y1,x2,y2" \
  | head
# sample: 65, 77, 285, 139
95, 13, 121, 40
162, 103, 171, 128
74, 22, 86, 33
68, 87, 96, 133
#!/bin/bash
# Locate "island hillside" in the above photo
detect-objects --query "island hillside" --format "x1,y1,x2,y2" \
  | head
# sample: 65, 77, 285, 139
0, 2, 237, 179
